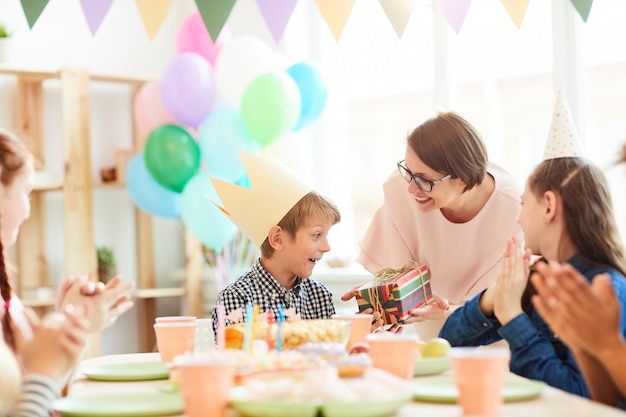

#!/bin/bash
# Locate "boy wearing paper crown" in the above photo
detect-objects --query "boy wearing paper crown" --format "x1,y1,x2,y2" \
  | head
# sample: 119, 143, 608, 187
439, 92, 626, 398
210, 151, 384, 339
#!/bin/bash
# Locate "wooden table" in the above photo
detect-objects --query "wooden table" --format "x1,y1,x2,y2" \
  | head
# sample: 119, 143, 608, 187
67, 352, 626, 417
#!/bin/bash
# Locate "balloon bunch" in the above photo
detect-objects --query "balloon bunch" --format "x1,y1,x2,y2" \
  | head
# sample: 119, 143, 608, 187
126, 13, 328, 252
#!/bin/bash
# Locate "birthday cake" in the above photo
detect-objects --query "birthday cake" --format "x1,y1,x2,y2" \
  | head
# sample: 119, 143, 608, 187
224, 319, 350, 351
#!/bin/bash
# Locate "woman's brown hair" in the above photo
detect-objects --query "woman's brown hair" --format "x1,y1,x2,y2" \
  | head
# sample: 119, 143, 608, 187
0, 129, 31, 351
406, 111, 489, 193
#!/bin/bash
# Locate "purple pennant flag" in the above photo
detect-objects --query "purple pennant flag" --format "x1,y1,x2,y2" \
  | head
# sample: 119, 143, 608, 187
256, 0, 298, 45
79, 0, 115, 36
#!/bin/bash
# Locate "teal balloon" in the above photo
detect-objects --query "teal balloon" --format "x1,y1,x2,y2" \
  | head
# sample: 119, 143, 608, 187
144, 124, 201, 193
126, 154, 181, 219
181, 171, 238, 252
286, 62, 328, 131
241, 72, 301, 147
199, 107, 259, 182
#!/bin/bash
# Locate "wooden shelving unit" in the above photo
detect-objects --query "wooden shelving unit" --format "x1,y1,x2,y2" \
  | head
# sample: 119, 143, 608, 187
0, 64, 202, 355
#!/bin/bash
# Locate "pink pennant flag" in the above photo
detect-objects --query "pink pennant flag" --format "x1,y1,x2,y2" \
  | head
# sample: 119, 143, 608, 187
500, 0, 530, 29
315, 0, 356, 42
435, 0, 472, 34
256, 0, 298, 45
79, 0, 114, 36
379, 0, 417, 39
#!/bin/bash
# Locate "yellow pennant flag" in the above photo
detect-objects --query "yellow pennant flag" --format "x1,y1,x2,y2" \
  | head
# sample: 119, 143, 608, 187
135, 0, 174, 40
379, 0, 417, 39
315, 0, 356, 42
500, 0, 530, 29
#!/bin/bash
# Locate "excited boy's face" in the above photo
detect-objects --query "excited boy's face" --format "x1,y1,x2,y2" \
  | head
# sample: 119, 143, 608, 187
281, 214, 333, 279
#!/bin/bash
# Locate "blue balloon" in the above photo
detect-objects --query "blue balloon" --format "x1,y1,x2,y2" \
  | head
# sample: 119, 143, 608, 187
125, 154, 181, 219
181, 171, 238, 252
286, 62, 328, 131
199, 107, 259, 182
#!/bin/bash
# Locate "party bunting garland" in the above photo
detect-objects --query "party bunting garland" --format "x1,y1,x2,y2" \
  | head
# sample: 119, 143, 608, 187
18, 0, 597, 41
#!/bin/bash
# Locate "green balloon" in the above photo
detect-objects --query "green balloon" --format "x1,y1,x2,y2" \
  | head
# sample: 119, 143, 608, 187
241, 72, 301, 147
144, 124, 201, 193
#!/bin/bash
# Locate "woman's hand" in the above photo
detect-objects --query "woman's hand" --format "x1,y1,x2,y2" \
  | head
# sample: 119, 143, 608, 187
493, 237, 531, 325
403, 297, 450, 323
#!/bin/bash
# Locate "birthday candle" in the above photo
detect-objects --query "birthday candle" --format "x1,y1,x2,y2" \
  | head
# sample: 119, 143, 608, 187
276, 305, 284, 352
216, 304, 226, 352
244, 303, 253, 353
265, 309, 275, 349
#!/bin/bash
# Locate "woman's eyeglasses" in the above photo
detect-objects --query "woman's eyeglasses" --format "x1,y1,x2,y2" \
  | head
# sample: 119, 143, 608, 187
397, 160, 451, 192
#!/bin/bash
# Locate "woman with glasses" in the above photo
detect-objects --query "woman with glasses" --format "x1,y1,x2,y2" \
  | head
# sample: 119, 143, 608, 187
343, 111, 522, 338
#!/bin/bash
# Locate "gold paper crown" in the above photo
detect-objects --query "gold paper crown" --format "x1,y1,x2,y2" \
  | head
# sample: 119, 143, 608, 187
543, 91, 585, 160
210, 151, 314, 248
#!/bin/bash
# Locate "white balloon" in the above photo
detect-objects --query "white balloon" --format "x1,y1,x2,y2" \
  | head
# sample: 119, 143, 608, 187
214, 36, 279, 109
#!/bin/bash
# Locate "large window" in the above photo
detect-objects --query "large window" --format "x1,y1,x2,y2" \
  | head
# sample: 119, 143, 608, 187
281, 0, 626, 262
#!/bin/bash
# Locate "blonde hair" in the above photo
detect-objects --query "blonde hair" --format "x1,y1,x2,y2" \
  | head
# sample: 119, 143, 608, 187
260, 191, 341, 258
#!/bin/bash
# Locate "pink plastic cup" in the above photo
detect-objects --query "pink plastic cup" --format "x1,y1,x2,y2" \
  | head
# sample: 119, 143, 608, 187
332, 313, 373, 352
451, 347, 510, 415
153, 321, 196, 362
154, 316, 196, 323
178, 356, 235, 417
365, 332, 418, 379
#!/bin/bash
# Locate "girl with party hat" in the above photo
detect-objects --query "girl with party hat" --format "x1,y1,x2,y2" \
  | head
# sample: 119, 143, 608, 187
530, 142, 626, 408
438, 92, 626, 398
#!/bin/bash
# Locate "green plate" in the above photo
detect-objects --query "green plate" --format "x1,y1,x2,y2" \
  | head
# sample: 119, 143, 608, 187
320, 392, 411, 417
413, 375, 546, 403
82, 362, 170, 381
414, 356, 451, 376
230, 386, 411, 417
54, 393, 183, 417
230, 387, 319, 417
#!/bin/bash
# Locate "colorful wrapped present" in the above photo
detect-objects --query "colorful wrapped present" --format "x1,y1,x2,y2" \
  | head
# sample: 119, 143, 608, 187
356, 263, 432, 324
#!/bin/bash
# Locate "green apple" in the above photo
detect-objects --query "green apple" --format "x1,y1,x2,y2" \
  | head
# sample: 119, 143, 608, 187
421, 337, 452, 358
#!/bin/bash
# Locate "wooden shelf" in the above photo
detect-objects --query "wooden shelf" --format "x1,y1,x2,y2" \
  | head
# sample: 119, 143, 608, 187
134, 287, 186, 299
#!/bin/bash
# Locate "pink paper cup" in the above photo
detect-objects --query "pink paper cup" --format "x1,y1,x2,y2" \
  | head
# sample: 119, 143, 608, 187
178, 356, 236, 417
332, 313, 373, 352
365, 332, 418, 379
451, 347, 510, 415
153, 322, 196, 362
155, 316, 196, 323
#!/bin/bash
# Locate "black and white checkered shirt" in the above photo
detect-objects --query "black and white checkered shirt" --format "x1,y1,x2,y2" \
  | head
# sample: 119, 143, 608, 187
211, 258, 335, 337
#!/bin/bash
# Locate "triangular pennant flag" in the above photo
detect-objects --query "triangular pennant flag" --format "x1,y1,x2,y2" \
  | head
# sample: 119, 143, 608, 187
195, 0, 237, 42
315, 0, 356, 42
435, 0, 472, 34
570, 0, 593, 23
135, 0, 174, 40
379, 0, 416, 39
543, 91, 585, 160
256, 0, 298, 45
500, 0, 530, 29
79, 0, 114, 36
20, 0, 50, 29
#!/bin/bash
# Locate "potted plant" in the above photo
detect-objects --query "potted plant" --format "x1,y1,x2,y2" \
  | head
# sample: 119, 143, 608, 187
97, 246, 117, 283
0, 23, 12, 63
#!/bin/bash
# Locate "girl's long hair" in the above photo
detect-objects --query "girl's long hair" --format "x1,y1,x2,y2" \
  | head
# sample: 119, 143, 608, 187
0, 130, 30, 351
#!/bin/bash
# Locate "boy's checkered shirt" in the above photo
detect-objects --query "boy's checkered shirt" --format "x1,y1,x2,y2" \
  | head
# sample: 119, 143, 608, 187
211, 258, 336, 337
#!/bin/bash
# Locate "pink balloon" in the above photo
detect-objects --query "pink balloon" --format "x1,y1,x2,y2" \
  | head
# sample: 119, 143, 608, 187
133, 81, 176, 146
176, 12, 231, 67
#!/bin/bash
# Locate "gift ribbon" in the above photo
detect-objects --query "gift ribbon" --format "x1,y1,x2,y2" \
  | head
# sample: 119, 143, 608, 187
367, 261, 430, 320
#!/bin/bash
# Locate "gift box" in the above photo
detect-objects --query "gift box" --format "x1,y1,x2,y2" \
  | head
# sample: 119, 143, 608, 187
356, 264, 432, 324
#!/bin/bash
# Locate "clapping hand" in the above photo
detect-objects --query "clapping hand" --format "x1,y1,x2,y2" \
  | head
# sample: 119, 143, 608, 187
492, 236, 532, 325
57, 274, 134, 333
